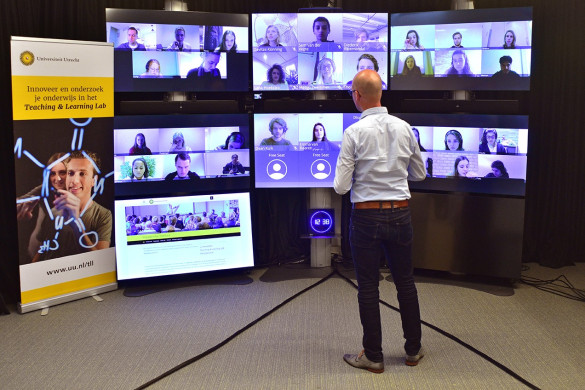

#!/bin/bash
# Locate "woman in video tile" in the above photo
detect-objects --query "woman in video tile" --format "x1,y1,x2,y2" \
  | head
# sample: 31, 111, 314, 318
129, 133, 152, 155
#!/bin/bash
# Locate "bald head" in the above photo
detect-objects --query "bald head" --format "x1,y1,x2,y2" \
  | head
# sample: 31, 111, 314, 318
352, 69, 382, 111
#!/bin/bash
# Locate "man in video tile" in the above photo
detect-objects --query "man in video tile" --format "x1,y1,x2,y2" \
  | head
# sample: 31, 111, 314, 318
117, 27, 146, 51
186, 51, 224, 90
491, 55, 520, 79
167, 27, 192, 52
165, 152, 200, 181
451, 32, 464, 48
222, 154, 245, 175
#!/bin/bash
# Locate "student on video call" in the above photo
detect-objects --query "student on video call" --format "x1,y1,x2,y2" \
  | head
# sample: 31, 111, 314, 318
448, 155, 475, 178
503, 30, 516, 49
130, 157, 150, 181
313, 57, 339, 85
129, 133, 152, 155
167, 27, 191, 52
312, 16, 333, 43
260, 25, 283, 47
222, 154, 245, 174
260, 64, 289, 90
491, 55, 521, 80
404, 29, 424, 50
117, 27, 146, 51
186, 51, 223, 90
400, 55, 422, 78
451, 32, 463, 48
484, 160, 509, 178
217, 132, 245, 150
32, 151, 112, 262
169, 131, 191, 153
311, 123, 339, 151
346, 54, 387, 88
165, 152, 200, 181
355, 28, 369, 42
260, 117, 293, 149
217, 30, 237, 52
444, 50, 474, 77
445, 129, 464, 151
412, 128, 426, 152
141, 59, 162, 78
479, 129, 507, 154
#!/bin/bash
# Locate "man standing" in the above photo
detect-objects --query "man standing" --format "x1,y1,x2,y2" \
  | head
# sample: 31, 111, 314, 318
32, 151, 112, 262
334, 70, 426, 373
117, 27, 146, 51
165, 152, 200, 181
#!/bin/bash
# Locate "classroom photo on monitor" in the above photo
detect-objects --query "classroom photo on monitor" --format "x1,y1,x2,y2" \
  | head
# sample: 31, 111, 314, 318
114, 192, 254, 280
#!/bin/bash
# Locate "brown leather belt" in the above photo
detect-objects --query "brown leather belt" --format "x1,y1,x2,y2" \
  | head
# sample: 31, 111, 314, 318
352, 200, 409, 210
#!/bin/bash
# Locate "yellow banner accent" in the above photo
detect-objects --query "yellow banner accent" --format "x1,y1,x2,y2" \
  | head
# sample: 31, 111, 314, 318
12, 76, 113, 120
127, 227, 241, 242
21, 271, 117, 304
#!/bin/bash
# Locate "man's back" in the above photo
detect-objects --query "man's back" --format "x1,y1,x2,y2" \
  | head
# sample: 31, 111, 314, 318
334, 107, 425, 203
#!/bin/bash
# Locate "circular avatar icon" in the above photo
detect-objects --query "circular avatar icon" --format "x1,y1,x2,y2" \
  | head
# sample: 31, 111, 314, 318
267, 159, 287, 180
310, 159, 331, 180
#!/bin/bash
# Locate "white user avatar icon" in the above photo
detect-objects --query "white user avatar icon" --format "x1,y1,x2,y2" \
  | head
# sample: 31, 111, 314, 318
311, 159, 331, 180
267, 159, 287, 180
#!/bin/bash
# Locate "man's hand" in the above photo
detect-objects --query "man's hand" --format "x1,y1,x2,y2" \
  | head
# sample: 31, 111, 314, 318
53, 190, 81, 220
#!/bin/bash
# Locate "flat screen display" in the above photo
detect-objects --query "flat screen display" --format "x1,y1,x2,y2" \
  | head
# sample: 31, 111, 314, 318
252, 13, 388, 92
254, 112, 353, 188
394, 113, 528, 196
106, 8, 249, 92
254, 112, 528, 196
114, 192, 254, 280
114, 114, 250, 197
390, 7, 532, 91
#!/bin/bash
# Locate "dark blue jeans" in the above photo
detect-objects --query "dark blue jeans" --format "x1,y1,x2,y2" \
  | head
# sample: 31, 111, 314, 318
349, 208, 422, 362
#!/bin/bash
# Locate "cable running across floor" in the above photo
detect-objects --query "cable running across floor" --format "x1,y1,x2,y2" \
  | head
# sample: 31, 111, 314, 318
135, 267, 542, 390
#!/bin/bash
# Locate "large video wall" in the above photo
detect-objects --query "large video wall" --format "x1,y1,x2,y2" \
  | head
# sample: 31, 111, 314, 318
108, 6, 532, 279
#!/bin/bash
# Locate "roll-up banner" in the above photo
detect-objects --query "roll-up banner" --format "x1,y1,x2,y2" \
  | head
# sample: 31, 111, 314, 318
11, 37, 117, 313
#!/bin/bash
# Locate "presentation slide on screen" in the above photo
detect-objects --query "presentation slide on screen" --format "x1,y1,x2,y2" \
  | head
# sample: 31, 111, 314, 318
114, 192, 253, 280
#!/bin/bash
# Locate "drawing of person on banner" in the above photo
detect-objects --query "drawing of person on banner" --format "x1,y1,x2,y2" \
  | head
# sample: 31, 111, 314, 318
31, 151, 112, 262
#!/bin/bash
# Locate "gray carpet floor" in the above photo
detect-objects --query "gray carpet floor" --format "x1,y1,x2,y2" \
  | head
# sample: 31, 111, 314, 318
1, 262, 583, 390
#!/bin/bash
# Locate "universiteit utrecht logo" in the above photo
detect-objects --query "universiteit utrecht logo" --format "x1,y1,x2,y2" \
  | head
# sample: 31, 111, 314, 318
20, 51, 34, 66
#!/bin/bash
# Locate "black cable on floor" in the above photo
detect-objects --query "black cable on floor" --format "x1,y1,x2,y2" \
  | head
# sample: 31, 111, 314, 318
520, 267, 585, 302
136, 266, 544, 390
134, 269, 337, 390
334, 268, 542, 390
